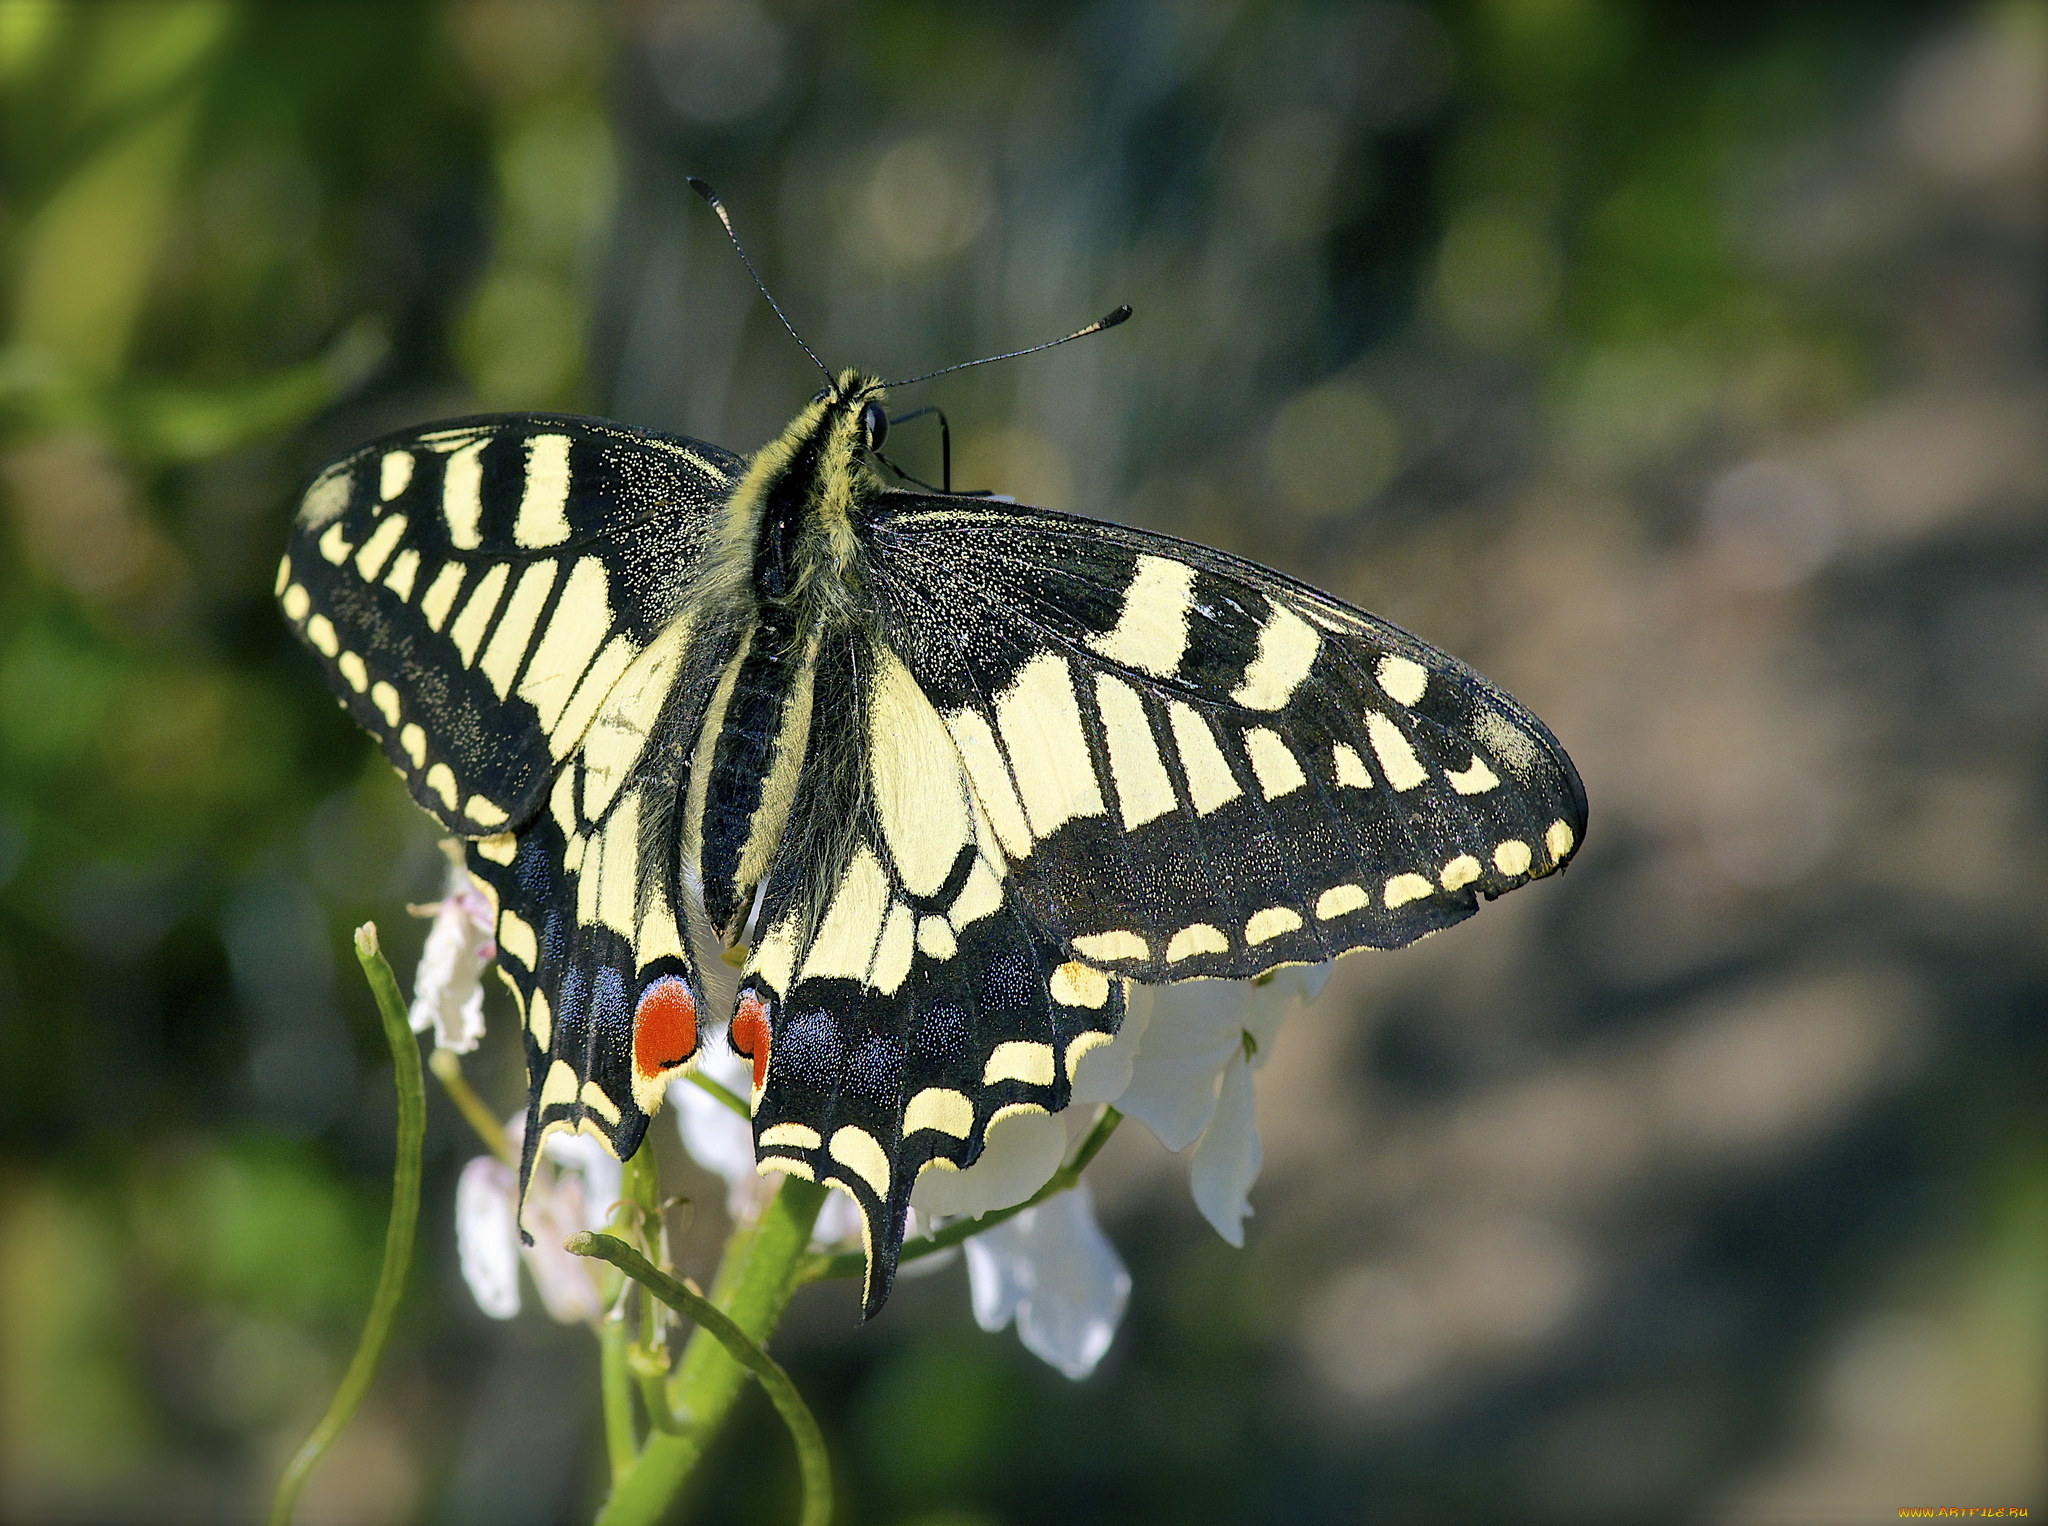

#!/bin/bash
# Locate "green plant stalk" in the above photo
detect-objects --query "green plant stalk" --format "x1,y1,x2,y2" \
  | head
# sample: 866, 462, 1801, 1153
428, 1047, 514, 1165
574, 1226, 832, 1526
268, 924, 425, 1526
687, 1066, 752, 1120
798, 1106, 1122, 1285
617, 1144, 677, 1440
587, 1176, 829, 1526
598, 1318, 638, 1484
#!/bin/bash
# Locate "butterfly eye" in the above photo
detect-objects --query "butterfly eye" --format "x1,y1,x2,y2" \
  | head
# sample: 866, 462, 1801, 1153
812, 387, 831, 405
860, 400, 888, 452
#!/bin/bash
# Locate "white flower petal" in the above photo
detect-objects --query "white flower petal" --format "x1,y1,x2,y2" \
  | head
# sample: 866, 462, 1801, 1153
455, 1155, 522, 1320
479, 1113, 622, 1323
1115, 964, 1328, 1244
1113, 980, 1247, 1150
542, 1128, 624, 1232
909, 1104, 1067, 1218
408, 867, 496, 1054
963, 1185, 1129, 1380
406, 922, 456, 1037
964, 1226, 1026, 1332
1291, 960, 1335, 1006
1188, 1049, 1262, 1247
1241, 963, 1329, 1067
448, 980, 487, 1053
1013, 1189, 1130, 1380
1069, 984, 1151, 1104
519, 1175, 608, 1323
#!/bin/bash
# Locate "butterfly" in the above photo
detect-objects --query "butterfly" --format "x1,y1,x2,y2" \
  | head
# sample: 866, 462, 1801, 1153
279, 206, 1586, 1318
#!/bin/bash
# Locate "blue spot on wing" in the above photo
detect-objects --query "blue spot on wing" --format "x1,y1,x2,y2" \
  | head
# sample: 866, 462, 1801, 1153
782, 1010, 842, 1088
844, 1033, 904, 1112
980, 950, 1034, 1012
911, 1003, 968, 1066
591, 963, 628, 1046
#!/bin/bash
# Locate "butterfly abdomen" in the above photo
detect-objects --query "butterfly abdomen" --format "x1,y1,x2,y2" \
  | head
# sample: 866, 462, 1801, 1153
695, 605, 818, 939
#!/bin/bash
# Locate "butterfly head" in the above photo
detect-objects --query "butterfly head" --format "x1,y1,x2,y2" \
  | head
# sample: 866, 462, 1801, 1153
810, 369, 890, 457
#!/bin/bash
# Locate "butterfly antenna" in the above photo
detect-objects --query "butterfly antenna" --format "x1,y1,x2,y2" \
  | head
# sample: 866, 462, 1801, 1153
883, 305, 1133, 389
885, 404, 952, 490
688, 177, 832, 386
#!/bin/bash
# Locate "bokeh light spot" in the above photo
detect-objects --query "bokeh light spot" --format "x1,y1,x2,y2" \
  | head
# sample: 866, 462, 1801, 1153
1266, 383, 1399, 516
845, 135, 993, 270
1435, 200, 1561, 347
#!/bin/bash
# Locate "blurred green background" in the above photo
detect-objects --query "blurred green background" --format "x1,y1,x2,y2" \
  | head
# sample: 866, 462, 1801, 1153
2, 0, 2044, 1521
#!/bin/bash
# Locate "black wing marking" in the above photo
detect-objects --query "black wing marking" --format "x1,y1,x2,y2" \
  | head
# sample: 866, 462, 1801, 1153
731, 631, 1126, 1318
861, 495, 1588, 983
280, 413, 741, 836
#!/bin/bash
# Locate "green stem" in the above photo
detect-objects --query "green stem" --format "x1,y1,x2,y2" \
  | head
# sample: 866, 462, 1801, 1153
799, 1106, 1123, 1285
617, 1145, 677, 1438
599, 1317, 638, 1483
587, 1176, 829, 1526
427, 1047, 514, 1165
267, 924, 425, 1526
572, 1230, 832, 1526
686, 1067, 751, 1120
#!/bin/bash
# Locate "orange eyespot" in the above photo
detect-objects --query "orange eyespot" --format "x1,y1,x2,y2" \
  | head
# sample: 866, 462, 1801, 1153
730, 991, 772, 1095
632, 977, 698, 1080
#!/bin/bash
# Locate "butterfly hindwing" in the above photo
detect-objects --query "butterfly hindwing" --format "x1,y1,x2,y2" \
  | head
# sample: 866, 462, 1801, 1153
861, 497, 1588, 983
465, 819, 649, 1185
732, 632, 1125, 1315
281, 414, 742, 835
462, 640, 717, 1210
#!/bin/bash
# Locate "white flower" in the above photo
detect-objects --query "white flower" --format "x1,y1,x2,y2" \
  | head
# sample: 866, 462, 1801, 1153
409, 861, 495, 1054
454, 1156, 522, 1319
456, 1117, 621, 1324
963, 1183, 1130, 1379
1117, 963, 1330, 1246
907, 1105, 1070, 1221
926, 968, 1322, 1375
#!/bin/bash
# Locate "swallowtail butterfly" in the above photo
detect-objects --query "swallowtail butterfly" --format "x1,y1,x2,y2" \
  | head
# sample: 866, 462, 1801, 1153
280, 224, 1585, 1317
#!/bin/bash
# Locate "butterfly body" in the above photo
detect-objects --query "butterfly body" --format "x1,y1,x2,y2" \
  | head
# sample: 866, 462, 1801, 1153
690, 369, 886, 943
281, 365, 1586, 1316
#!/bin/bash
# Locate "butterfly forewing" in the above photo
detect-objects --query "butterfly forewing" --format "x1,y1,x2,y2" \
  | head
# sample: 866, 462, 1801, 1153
861, 497, 1588, 983
282, 413, 742, 1206
280, 414, 741, 835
